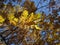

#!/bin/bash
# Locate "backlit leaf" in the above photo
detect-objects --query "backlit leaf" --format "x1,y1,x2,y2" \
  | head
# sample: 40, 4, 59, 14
35, 25, 40, 30
28, 13, 34, 22
22, 10, 28, 18
13, 18, 18, 23
0, 15, 5, 23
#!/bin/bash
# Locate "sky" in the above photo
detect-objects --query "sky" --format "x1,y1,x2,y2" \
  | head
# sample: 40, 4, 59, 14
4, 0, 50, 14
32, 0, 52, 15
3, 0, 60, 15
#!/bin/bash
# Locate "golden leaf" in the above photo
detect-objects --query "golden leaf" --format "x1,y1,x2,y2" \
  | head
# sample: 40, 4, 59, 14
0, 15, 5, 23
28, 13, 34, 22
34, 13, 41, 20
10, 20, 17, 26
13, 18, 18, 23
22, 10, 28, 18
35, 25, 40, 30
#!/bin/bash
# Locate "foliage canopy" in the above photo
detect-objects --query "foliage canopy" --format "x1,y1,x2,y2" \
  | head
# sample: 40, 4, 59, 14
0, 0, 60, 45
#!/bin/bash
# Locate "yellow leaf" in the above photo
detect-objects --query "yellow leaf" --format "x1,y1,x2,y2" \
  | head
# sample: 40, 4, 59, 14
28, 13, 34, 22
37, 13, 41, 18
10, 20, 17, 26
8, 13, 18, 26
22, 10, 28, 18
34, 19, 41, 23
13, 18, 18, 22
0, 15, 5, 23
9, 18, 18, 26
34, 13, 41, 20
19, 16, 26, 24
35, 25, 40, 30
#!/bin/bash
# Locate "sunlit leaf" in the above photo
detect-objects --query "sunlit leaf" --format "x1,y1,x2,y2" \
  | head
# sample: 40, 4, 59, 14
10, 20, 17, 26
22, 10, 28, 18
28, 12, 34, 22
34, 19, 41, 23
36, 13, 41, 19
35, 25, 40, 30
13, 18, 18, 23
0, 15, 5, 23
